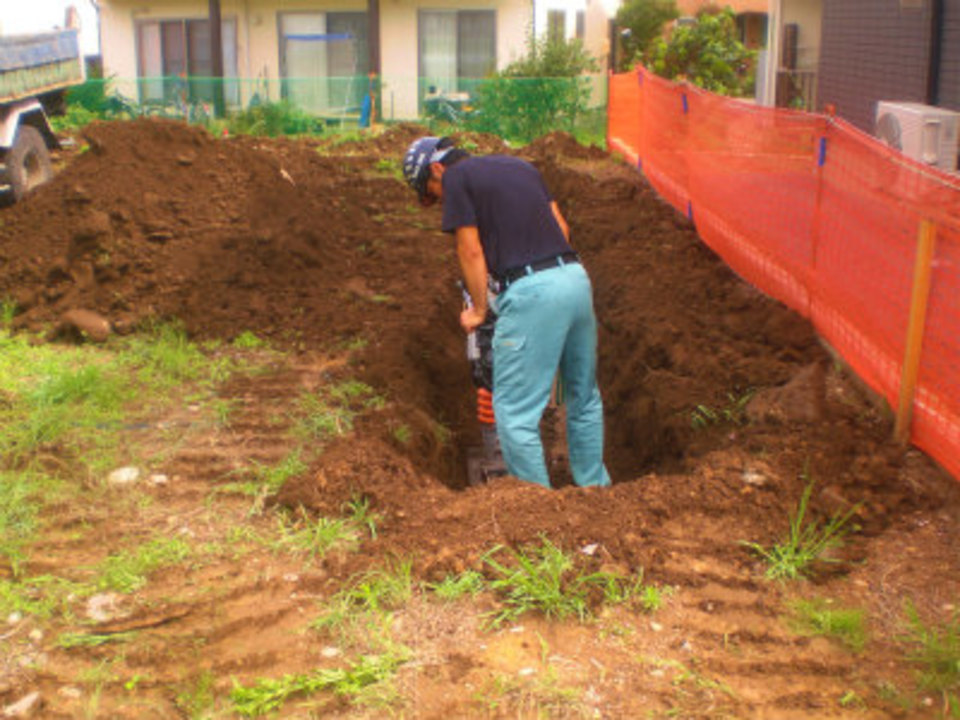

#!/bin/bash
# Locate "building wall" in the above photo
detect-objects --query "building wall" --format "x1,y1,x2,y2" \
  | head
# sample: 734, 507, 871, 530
938, 0, 960, 110
379, 0, 531, 119
100, 0, 535, 119
780, 0, 821, 71
818, 0, 930, 131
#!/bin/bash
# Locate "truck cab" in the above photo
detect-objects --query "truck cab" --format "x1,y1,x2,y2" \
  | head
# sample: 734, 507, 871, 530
0, 30, 85, 204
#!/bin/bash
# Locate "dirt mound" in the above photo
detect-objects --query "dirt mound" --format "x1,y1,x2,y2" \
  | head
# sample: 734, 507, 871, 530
0, 117, 953, 509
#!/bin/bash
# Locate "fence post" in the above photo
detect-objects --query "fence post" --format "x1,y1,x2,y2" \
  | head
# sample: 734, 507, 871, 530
894, 219, 938, 445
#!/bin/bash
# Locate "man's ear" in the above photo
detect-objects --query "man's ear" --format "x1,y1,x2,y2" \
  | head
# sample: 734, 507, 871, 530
429, 162, 446, 180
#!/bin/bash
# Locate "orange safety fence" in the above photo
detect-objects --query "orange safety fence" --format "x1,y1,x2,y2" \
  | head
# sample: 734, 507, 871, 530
608, 65, 960, 481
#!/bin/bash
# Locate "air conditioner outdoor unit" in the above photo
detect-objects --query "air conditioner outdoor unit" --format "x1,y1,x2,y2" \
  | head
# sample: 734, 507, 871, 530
875, 101, 960, 172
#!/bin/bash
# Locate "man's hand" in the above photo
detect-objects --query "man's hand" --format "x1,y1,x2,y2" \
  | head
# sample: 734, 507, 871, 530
460, 306, 486, 333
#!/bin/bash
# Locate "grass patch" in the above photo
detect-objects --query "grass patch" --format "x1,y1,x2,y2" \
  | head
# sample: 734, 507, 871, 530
0, 574, 93, 619
482, 537, 664, 627
294, 380, 385, 441
230, 653, 407, 718
97, 536, 192, 593
312, 559, 413, 650
472, 669, 589, 718
742, 476, 859, 580
787, 596, 868, 652
0, 470, 50, 577
901, 600, 960, 714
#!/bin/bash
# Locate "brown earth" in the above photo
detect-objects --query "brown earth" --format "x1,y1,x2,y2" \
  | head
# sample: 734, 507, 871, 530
1, 118, 959, 718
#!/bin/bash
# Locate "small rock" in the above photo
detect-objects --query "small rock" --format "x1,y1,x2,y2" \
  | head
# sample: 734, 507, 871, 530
518, 667, 536, 677
176, 152, 196, 166
27, 629, 42, 643
649, 668, 665, 678
7, 612, 22, 625
650, 621, 663, 632
146, 231, 174, 243
742, 469, 767, 487
580, 543, 600, 556
57, 687, 82, 700
2, 690, 41, 718
283, 573, 299, 583
148, 474, 169, 486
321, 646, 340, 658
107, 467, 140, 486
86, 593, 122, 623
59, 309, 112, 343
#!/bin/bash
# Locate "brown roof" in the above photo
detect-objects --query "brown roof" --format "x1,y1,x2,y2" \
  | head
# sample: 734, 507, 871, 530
676, 0, 768, 15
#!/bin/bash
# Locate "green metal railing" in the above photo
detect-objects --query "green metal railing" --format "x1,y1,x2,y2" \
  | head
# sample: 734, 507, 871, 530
57, 74, 608, 145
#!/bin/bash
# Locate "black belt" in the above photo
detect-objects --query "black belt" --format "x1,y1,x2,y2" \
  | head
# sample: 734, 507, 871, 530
497, 252, 580, 289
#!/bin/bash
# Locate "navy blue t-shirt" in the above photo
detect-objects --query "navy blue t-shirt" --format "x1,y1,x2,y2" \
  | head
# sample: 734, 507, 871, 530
440, 155, 573, 278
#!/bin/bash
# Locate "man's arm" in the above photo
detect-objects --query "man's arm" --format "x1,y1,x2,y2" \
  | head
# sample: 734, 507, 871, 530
550, 201, 571, 245
455, 226, 488, 333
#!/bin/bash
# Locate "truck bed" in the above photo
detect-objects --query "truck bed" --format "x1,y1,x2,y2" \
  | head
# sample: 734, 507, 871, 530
0, 30, 84, 104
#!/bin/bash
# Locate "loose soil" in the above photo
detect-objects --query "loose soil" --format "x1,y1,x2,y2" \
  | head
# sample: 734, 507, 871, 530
1, 118, 959, 718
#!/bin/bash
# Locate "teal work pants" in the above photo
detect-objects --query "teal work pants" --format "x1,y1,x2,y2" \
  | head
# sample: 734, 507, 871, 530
492, 262, 611, 489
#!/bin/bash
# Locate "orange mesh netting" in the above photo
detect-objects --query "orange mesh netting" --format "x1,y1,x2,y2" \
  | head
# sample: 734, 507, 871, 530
608, 66, 960, 481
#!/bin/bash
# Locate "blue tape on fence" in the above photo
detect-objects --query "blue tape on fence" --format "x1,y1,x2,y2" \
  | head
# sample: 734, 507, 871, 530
637, 157, 643, 171
687, 201, 694, 221
818, 137, 827, 167
285, 33, 353, 41
682, 93, 688, 114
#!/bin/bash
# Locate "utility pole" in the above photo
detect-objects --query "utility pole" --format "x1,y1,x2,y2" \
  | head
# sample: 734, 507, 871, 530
208, 0, 225, 117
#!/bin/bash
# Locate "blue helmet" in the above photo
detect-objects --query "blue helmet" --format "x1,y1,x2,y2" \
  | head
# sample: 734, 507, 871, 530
403, 136, 454, 200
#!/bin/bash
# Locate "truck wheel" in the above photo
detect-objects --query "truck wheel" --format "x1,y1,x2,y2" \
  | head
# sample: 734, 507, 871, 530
2, 126, 53, 204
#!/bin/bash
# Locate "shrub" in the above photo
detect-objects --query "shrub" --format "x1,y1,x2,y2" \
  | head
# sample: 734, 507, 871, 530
469, 35, 599, 143
648, 7, 755, 96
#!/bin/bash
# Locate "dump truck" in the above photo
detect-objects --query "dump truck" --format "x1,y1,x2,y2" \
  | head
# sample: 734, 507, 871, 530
0, 29, 85, 203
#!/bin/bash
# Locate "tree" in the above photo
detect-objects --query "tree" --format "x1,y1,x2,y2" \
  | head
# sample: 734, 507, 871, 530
615, 0, 680, 71
469, 34, 599, 142
647, 7, 755, 96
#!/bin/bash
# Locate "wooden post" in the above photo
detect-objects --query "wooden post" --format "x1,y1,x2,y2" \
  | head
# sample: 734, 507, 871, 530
894, 219, 938, 445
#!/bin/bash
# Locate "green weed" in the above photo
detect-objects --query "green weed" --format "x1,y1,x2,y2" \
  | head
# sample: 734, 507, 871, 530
787, 596, 868, 652
230, 653, 407, 718
901, 600, 960, 714
232, 331, 268, 349
391, 423, 411, 445
344, 495, 381, 540
429, 570, 487, 601
175, 670, 217, 719
58, 631, 137, 649
690, 389, 754, 429
312, 560, 413, 649
742, 477, 859, 580
97, 536, 192, 593
276, 512, 360, 559
251, 450, 307, 495
0, 299, 15, 328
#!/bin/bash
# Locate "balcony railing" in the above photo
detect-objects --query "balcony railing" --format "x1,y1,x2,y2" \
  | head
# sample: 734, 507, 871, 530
775, 69, 818, 111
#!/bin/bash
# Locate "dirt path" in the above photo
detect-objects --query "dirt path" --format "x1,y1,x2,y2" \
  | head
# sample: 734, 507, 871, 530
1, 120, 959, 718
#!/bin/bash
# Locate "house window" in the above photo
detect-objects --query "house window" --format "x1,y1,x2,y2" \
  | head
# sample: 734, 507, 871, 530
279, 12, 369, 114
547, 10, 566, 43
575, 11, 585, 41
419, 10, 496, 99
136, 18, 238, 106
